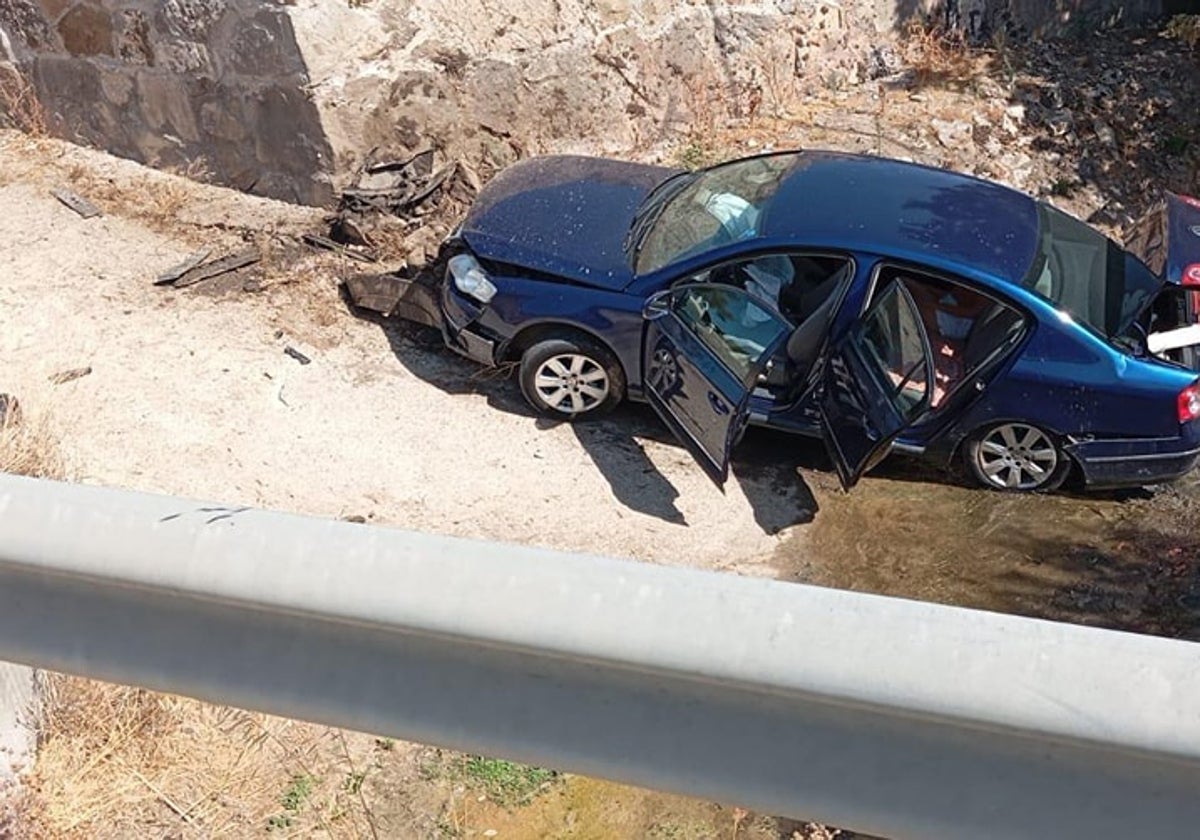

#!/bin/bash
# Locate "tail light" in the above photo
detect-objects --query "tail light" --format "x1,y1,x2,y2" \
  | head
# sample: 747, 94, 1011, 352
1179, 382, 1200, 424
1183, 265, 1200, 319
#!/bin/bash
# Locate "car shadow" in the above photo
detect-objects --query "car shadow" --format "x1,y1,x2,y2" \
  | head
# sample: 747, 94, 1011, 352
349, 300, 821, 533
553, 405, 822, 533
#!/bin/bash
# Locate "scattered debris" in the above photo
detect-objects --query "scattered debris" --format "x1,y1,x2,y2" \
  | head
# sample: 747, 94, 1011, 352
329, 215, 374, 248
320, 145, 479, 269
301, 233, 378, 263
283, 346, 312, 366
48, 367, 92, 385
154, 250, 212, 286
0, 394, 20, 427
51, 188, 101, 219
343, 266, 442, 326
169, 248, 261, 289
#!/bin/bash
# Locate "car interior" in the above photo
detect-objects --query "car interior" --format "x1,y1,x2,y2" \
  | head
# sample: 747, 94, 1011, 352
880, 270, 1025, 409
668, 256, 1027, 419
675, 253, 854, 391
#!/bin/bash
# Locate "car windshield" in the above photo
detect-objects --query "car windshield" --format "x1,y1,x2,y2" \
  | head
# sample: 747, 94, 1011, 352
632, 153, 799, 275
1021, 204, 1162, 339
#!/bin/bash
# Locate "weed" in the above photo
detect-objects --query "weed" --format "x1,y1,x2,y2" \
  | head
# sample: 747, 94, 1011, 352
280, 773, 316, 811
674, 136, 716, 170
1166, 133, 1191, 156
267, 812, 294, 830
440, 754, 558, 808
1049, 178, 1075, 197
342, 770, 366, 795
268, 773, 317, 831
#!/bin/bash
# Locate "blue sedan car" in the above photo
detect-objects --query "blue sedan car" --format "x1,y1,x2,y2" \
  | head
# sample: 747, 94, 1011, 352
375, 150, 1200, 493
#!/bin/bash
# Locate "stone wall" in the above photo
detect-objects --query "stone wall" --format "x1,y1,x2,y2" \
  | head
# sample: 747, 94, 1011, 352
287, 0, 878, 185
0, 0, 333, 204
0, 0, 1170, 205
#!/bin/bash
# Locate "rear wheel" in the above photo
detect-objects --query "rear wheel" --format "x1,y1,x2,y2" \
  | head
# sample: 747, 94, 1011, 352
518, 336, 624, 419
964, 422, 1070, 492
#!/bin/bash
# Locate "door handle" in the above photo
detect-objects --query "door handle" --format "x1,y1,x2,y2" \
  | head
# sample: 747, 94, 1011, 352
708, 392, 730, 415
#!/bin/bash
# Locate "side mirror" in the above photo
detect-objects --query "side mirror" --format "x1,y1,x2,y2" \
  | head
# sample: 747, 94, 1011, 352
642, 289, 672, 321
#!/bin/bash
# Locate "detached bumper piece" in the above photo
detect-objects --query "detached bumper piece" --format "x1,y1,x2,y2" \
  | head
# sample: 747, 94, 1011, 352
344, 270, 442, 328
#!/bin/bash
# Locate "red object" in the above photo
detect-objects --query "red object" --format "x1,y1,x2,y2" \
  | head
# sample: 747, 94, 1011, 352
1180, 194, 1200, 211
1178, 382, 1200, 424
1183, 264, 1200, 287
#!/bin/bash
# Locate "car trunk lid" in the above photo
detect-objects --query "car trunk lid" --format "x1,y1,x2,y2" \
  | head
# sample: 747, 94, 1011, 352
1124, 192, 1200, 285
1127, 194, 1200, 367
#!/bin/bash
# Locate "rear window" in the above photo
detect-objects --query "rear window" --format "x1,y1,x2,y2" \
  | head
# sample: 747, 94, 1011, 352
1022, 204, 1160, 338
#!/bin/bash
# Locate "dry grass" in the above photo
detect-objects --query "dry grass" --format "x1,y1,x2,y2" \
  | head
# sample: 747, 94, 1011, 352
22, 677, 393, 838
0, 64, 47, 138
898, 18, 983, 89
0, 400, 63, 481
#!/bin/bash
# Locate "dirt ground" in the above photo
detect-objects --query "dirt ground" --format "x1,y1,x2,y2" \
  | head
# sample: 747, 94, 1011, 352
2, 19, 1200, 839
0, 132, 818, 838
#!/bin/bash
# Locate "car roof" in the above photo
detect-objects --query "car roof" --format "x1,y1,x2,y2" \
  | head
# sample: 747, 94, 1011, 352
759, 151, 1041, 286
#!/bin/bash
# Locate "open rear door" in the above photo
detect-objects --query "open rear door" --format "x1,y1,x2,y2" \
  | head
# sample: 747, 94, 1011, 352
641, 284, 789, 486
818, 280, 935, 490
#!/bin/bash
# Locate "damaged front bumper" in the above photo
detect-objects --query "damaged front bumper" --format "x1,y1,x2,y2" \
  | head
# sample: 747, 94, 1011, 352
343, 268, 498, 366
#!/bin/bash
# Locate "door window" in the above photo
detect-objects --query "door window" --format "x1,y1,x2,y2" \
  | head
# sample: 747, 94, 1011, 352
871, 268, 1025, 408
858, 282, 932, 417
671, 285, 789, 381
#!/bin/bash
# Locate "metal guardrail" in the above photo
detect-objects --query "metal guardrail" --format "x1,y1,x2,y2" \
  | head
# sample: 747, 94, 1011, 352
0, 473, 1198, 838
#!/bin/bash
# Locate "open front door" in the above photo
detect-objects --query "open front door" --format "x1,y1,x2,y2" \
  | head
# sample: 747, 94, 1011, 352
818, 280, 935, 490
642, 284, 790, 486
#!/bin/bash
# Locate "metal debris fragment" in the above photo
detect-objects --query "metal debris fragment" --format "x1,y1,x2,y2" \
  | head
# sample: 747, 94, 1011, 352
154, 250, 213, 286
170, 248, 261, 289
301, 233, 378, 263
51, 188, 101, 219
284, 346, 312, 366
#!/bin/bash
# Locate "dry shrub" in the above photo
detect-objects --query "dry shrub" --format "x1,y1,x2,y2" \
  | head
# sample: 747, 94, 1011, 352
0, 401, 63, 480
28, 677, 385, 838
1164, 15, 1200, 50
899, 18, 979, 89
0, 63, 46, 137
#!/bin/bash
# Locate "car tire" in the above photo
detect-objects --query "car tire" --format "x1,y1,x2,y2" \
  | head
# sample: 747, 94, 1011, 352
964, 422, 1071, 493
518, 335, 625, 420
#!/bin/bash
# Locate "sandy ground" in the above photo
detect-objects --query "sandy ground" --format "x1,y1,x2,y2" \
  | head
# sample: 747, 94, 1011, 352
0, 131, 821, 837
0, 135, 808, 577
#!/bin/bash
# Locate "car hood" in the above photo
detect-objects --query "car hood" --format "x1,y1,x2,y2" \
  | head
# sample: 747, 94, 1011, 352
459, 156, 679, 291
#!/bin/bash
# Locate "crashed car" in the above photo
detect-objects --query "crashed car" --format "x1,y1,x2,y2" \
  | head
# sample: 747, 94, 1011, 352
363, 150, 1200, 493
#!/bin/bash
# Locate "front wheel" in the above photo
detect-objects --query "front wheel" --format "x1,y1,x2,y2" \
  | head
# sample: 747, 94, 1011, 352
964, 422, 1071, 492
518, 336, 624, 419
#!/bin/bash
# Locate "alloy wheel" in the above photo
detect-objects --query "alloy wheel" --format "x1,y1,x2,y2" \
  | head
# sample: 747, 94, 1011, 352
532, 353, 610, 415
973, 423, 1059, 490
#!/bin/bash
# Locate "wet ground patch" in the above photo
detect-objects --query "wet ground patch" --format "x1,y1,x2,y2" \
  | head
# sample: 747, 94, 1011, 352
784, 459, 1200, 641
